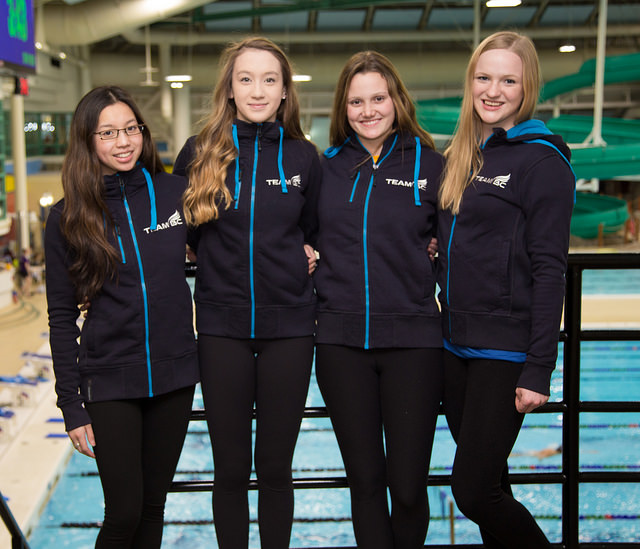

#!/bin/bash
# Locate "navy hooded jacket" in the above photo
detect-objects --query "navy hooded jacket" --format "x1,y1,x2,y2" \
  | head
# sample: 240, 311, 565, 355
315, 131, 444, 349
173, 119, 321, 339
45, 165, 199, 432
437, 119, 575, 395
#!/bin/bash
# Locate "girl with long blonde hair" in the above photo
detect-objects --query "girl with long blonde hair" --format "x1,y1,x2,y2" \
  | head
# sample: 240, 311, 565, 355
437, 31, 575, 547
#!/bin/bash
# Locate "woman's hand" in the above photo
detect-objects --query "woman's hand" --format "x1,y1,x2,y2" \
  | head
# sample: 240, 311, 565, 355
78, 297, 90, 319
68, 424, 96, 458
304, 244, 318, 275
427, 237, 438, 262
515, 387, 549, 414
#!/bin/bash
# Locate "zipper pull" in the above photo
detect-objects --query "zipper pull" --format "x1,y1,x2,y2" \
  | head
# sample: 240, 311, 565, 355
372, 163, 378, 186
257, 124, 262, 152
119, 177, 125, 199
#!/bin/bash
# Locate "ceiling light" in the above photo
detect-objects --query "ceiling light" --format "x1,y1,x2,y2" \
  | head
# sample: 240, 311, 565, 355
165, 74, 192, 82
292, 74, 312, 82
170, 82, 184, 89
559, 44, 576, 53
486, 0, 522, 6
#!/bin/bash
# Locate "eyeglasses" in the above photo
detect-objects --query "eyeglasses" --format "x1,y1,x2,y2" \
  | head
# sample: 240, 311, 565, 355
94, 125, 145, 140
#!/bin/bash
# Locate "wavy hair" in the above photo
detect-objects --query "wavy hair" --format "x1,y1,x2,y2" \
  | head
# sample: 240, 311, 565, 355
440, 31, 540, 214
60, 85, 163, 301
329, 50, 435, 150
183, 36, 305, 226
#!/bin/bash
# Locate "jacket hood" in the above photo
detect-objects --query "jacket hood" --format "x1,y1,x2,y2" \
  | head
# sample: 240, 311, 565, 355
485, 119, 575, 183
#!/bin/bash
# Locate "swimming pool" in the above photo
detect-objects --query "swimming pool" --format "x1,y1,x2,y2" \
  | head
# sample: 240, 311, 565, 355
26, 270, 640, 547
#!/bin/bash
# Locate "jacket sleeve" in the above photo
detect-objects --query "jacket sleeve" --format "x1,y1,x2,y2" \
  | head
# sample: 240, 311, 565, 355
173, 136, 196, 177
44, 205, 92, 431
300, 147, 322, 248
517, 152, 575, 395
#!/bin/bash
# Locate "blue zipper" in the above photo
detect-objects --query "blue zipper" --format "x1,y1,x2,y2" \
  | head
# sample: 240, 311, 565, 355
349, 172, 361, 203
362, 173, 374, 349
361, 135, 398, 349
249, 125, 261, 338
446, 215, 457, 340
115, 224, 126, 263
120, 179, 153, 397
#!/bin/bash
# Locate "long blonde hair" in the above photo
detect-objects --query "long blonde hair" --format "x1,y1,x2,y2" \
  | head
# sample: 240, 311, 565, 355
183, 36, 305, 226
330, 50, 435, 150
439, 31, 540, 214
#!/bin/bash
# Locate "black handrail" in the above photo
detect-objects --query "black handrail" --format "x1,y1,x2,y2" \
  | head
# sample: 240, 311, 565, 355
0, 490, 30, 549
175, 253, 640, 548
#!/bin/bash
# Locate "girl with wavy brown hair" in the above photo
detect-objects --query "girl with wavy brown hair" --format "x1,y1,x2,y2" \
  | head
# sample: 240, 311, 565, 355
173, 37, 321, 548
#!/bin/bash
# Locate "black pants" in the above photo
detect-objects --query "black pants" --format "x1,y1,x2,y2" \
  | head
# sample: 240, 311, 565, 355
198, 335, 314, 549
315, 345, 443, 549
442, 351, 552, 548
85, 385, 195, 549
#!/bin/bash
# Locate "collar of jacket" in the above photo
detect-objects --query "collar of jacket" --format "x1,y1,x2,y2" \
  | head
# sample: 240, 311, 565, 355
103, 163, 158, 230
233, 118, 284, 142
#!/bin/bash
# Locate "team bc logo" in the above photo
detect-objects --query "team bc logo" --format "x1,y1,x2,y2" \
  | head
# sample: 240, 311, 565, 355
476, 173, 512, 189
144, 210, 183, 234
266, 174, 302, 188
386, 177, 428, 191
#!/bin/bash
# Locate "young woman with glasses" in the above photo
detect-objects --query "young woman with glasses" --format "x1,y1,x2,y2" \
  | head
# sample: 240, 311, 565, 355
45, 85, 199, 548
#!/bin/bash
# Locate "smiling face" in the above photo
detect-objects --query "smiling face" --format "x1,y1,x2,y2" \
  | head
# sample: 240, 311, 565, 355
230, 48, 286, 124
93, 102, 143, 176
346, 71, 396, 156
472, 48, 524, 140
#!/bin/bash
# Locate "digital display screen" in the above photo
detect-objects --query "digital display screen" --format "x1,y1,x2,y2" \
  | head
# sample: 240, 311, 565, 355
0, 0, 36, 73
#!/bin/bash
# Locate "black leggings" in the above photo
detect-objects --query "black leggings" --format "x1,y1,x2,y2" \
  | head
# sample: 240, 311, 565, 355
315, 345, 443, 549
85, 385, 195, 549
442, 351, 552, 548
198, 335, 314, 549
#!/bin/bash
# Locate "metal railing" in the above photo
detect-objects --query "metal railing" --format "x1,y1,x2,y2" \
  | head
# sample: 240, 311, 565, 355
0, 489, 30, 549
174, 253, 640, 547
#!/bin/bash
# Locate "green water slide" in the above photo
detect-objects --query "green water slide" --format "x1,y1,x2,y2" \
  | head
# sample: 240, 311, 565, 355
570, 192, 629, 239
539, 52, 640, 102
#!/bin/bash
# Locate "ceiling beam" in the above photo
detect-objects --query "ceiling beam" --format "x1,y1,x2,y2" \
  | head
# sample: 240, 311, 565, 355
121, 24, 640, 46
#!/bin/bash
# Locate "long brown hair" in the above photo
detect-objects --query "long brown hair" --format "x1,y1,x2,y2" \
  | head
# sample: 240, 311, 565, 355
439, 31, 540, 214
183, 36, 305, 226
329, 50, 435, 150
60, 85, 163, 301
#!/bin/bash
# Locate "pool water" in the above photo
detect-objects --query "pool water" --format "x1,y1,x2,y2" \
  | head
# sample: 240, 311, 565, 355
27, 270, 640, 547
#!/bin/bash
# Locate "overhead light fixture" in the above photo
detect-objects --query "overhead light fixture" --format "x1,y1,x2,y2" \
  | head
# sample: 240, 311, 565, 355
559, 43, 576, 53
292, 74, 312, 82
165, 74, 192, 82
170, 82, 184, 89
486, 0, 522, 6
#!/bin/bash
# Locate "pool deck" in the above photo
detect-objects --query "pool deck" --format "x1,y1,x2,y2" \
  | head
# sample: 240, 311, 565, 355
0, 254, 639, 547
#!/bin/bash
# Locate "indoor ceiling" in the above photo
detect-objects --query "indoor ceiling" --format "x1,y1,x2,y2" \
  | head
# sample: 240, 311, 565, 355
41, 0, 640, 58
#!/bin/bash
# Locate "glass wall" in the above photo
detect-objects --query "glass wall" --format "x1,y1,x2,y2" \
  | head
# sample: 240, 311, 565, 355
2, 111, 71, 157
